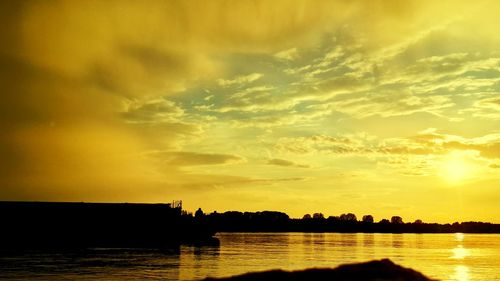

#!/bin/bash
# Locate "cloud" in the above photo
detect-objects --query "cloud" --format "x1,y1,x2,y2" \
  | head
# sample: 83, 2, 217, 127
444, 141, 500, 159
274, 48, 299, 61
121, 98, 184, 123
190, 13, 498, 127
267, 158, 310, 168
326, 93, 454, 118
270, 129, 500, 180
217, 73, 263, 87
175, 1, 500, 135
176, 175, 307, 191
2, 0, 500, 221
274, 130, 500, 163
466, 96, 500, 120
153, 151, 245, 166
275, 135, 361, 155
197, 85, 301, 114
482, 98, 500, 107
378, 133, 500, 160
413, 52, 469, 74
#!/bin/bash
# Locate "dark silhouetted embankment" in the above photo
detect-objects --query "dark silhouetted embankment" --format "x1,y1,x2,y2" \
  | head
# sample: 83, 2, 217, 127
202, 259, 436, 281
0, 201, 217, 249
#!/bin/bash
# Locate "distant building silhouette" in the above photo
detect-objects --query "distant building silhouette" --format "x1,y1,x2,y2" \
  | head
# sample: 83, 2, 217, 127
0, 201, 216, 249
172, 200, 182, 209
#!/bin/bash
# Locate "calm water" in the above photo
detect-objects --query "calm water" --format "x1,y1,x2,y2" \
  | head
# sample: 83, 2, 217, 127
1, 233, 500, 280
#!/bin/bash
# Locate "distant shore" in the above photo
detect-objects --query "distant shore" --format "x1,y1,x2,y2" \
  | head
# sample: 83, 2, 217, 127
198, 210, 500, 234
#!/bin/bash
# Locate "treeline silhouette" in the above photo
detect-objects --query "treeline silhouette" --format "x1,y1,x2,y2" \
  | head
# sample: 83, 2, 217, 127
193, 209, 500, 233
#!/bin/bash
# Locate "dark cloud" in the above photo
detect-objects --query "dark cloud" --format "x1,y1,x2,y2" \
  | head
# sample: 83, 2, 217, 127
444, 141, 500, 159
267, 158, 310, 168
152, 151, 245, 166
121, 99, 184, 123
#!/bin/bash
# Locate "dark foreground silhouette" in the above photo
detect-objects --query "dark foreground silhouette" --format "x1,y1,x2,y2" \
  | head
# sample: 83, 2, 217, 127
3, 201, 499, 250
0, 201, 216, 249
202, 259, 436, 281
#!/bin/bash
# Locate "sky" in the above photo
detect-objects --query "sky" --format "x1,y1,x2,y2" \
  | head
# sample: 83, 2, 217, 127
1, 0, 500, 223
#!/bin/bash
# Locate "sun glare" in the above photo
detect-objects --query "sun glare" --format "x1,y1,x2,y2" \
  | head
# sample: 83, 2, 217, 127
440, 152, 476, 184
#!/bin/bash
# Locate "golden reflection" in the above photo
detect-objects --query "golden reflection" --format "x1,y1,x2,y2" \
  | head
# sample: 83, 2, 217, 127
454, 233, 465, 242
451, 265, 470, 281
451, 245, 469, 259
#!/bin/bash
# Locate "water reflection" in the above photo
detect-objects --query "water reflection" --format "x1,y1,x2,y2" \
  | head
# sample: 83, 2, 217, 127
415, 234, 424, 249
199, 233, 498, 280
449, 233, 470, 281
312, 233, 325, 247
182, 245, 220, 280
451, 245, 469, 260
392, 234, 403, 248
302, 233, 313, 246
451, 265, 470, 281
363, 233, 374, 248
3, 233, 500, 280
0, 248, 183, 280
455, 233, 465, 242
339, 233, 358, 247
362, 233, 375, 260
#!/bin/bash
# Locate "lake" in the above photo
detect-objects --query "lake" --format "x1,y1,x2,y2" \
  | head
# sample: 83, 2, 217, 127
1, 233, 499, 280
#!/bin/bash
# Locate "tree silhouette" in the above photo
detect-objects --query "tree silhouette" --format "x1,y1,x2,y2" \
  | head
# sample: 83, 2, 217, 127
362, 215, 374, 223
313, 213, 325, 219
391, 216, 403, 224
340, 213, 357, 222
327, 216, 340, 222
302, 214, 312, 220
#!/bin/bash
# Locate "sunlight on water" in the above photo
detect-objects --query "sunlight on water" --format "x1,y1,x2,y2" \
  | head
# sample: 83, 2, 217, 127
451, 245, 469, 259
451, 265, 470, 281
455, 232, 465, 242
1, 233, 500, 280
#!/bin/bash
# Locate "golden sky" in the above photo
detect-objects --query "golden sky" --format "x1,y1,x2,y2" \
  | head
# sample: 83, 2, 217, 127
1, 0, 500, 223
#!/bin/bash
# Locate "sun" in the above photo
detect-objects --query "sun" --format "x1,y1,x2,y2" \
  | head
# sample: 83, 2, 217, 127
440, 151, 476, 184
